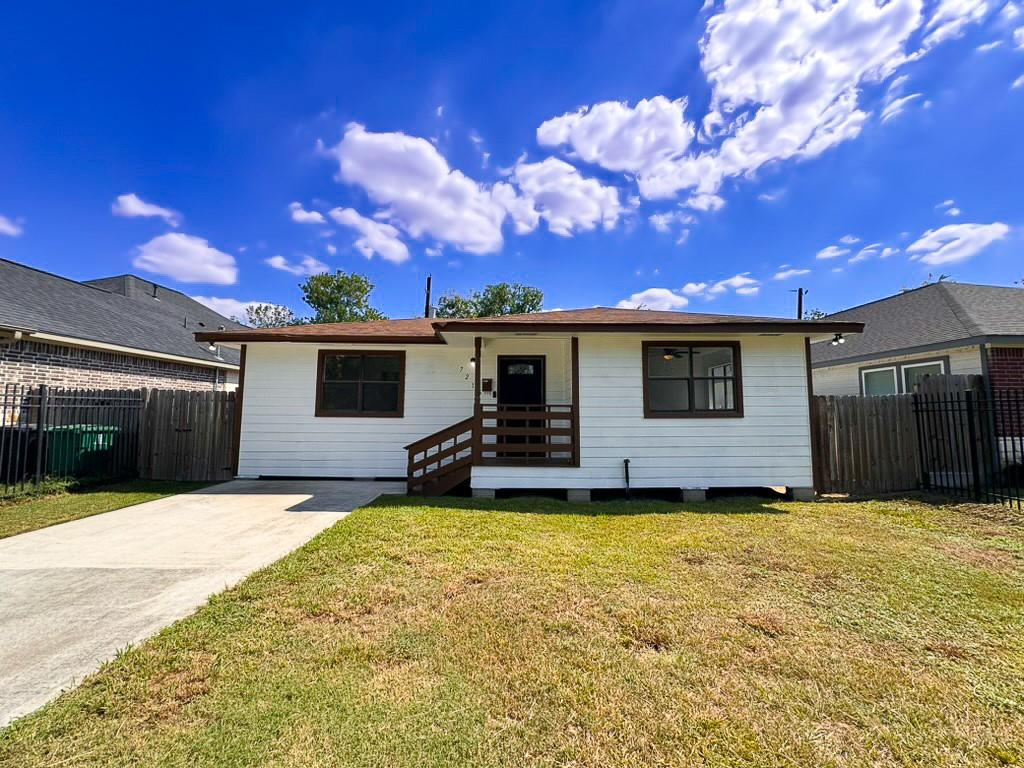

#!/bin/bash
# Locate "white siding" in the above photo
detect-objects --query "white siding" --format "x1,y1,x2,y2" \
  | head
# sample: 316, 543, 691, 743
472, 334, 813, 490
812, 345, 983, 396
238, 343, 473, 478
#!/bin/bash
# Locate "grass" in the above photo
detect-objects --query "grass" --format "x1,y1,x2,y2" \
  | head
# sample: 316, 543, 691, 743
1, 494, 1023, 767
0, 480, 214, 539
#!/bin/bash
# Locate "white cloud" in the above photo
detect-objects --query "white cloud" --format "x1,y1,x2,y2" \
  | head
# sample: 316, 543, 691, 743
839, 234, 860, 244
0, 214, 23, 237
1013, 74, 1024, 89
849, 243, 881, 263
326, 122, 536, 255
133, 233, 236, 284
708, 272, 760, 296
684, 193, 725, 211
945, 206, 962, 216
535, 0, 990, 207
976, 40, 1003, 51
325, 243, 337, 255
512, 157, 621, 236
191, 296, 280, 321
906, 222, 1010, 264
289, 202, 326, 224
616, 287, 690, 310
112, 193, 181, 227
537, 96, 695, 176
774, 267, 811, 280
816, 245, 851, 259
880, 246, 900, 258
936, 198, 956, 209
1016, 25, 1024, 47
758, 190, 784, 202
265, 254, 329, 276
328, 207, 410, 263
648, 210, 695, 233
881, 92, 923, 121
923, 0, 992, 48
682, 281, 709, 295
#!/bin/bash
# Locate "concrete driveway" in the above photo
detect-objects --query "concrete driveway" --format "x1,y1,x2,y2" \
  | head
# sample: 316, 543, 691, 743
0, 479, 404, 727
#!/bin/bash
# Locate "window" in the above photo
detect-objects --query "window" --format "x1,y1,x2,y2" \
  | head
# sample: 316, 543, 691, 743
903, 360, 945, 393
862, 366, 898, 396
642, 341, 742, 418
315, 350, 405, 417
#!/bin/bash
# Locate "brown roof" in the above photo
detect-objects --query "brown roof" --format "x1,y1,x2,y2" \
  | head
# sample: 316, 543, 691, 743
195, 307, 863, 343
194, 317, 443, 344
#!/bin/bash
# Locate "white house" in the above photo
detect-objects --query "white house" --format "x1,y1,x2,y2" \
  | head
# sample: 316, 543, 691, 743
197, 308, 862, 501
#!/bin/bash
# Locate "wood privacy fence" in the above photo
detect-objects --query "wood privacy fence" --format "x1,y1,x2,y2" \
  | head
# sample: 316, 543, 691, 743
138, 388, 237, 482
811, 395, 920, 494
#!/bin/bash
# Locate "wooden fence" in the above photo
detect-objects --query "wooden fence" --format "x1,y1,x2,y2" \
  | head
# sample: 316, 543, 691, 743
811, 395, 920, 494
138, 388, 236, 482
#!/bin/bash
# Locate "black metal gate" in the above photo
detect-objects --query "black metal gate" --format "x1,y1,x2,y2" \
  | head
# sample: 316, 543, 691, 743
913, 389, 1023, 508
0, 384, 143, 497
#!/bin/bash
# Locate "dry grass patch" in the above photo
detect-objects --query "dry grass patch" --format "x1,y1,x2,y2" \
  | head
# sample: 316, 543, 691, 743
1, 494, 1023, 767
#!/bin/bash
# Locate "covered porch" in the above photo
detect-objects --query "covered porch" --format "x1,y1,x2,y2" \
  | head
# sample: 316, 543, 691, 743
406, 334, 580, 494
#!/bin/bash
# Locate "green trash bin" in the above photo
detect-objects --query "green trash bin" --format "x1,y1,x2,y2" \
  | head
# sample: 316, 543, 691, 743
44, 424, 121, 477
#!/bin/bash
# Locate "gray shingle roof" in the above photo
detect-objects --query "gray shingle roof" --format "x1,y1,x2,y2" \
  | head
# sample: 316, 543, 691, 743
812, 282, 1024, 365
0, 259, 241, 367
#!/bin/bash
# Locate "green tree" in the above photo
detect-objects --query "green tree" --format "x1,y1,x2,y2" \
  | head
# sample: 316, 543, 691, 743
300, 271, 387, 324
803, 308, 828, 320
245, 303, 301, 328
435, 282, 543, 318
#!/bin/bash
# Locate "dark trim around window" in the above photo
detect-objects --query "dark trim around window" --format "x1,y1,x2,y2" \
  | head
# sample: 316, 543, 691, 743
315, 349, 406, 418
641, 340, 744, 419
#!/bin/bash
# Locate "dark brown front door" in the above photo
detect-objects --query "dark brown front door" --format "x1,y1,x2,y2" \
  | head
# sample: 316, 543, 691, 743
497, 356, 545, 456
497, 356, 545, 407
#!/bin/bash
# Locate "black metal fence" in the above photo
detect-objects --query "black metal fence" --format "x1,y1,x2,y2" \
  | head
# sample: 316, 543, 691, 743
913, 389, 1024, 509
1, 384, 143, 496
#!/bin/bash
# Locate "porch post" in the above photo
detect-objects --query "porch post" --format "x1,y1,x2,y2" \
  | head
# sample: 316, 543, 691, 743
473, 336, 482, 410
473, 336, 482, 464
571, 336, 580, 467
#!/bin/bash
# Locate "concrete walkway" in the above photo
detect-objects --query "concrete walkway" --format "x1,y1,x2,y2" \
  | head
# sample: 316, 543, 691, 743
0, 479, 403, 727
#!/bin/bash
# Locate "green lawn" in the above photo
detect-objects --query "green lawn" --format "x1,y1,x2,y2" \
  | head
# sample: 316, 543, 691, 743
0, 480, 215, 539
1, 494, 1022, 767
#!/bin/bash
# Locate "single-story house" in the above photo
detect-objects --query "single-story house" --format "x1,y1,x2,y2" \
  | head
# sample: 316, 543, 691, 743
0, 259, 241, 391
196, 308, 862, 500
812, 282, 1024, 397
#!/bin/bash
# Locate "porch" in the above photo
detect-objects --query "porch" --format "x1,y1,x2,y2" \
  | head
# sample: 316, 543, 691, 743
405, 335, 580, 495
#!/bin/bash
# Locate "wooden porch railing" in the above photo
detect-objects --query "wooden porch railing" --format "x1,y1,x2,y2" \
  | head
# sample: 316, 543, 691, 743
475, 404, 577, 467
404, 416, 475, 495
405, 404, 579, 495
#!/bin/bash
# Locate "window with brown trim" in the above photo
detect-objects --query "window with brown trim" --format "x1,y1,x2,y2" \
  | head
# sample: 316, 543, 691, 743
315, 350, 405, 417
641, 341, 743, 418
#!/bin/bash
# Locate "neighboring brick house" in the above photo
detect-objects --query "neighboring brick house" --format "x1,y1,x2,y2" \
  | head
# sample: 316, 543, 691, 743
1, 259, 241, 391
811, 282, 1024, 397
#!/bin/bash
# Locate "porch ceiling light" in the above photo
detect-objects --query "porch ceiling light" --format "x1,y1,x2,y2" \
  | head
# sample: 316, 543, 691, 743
830, 333, 845, 346
469, 356, 476, 367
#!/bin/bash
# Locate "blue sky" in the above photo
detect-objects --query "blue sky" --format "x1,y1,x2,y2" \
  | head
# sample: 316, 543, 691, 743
1, 0, 1022, 321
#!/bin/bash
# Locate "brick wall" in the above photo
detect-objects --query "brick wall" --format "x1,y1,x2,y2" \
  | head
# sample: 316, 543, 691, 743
0, 339, 234, 391
989, 347, 1024, 392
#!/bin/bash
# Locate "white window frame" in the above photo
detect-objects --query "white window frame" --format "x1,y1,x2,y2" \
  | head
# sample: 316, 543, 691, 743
901, 359, 946, 392
860, 365, 899, 396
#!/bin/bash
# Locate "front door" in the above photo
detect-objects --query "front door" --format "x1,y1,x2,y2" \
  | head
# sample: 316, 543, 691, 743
497, 356, 545, 456
497, 356, 545, 407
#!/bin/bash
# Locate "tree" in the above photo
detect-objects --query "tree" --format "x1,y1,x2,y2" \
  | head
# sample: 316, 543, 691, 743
435, 282, 544, 318
803, 308, 828, 320
299, 270, 387, 324
245, 303, 301, 328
